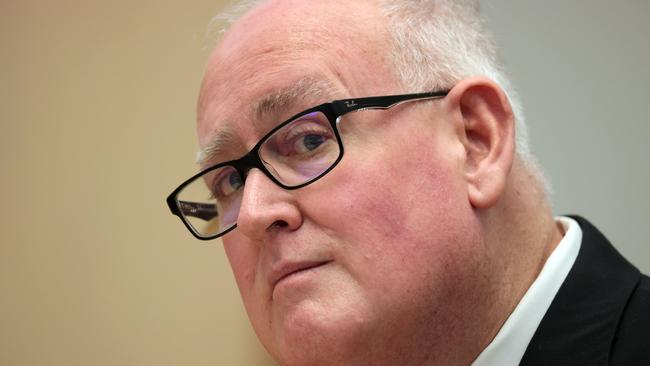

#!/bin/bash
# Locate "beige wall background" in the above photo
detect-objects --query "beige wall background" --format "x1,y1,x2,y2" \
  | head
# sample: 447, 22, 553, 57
1, 1, 648, 366
1, 0, 275, 365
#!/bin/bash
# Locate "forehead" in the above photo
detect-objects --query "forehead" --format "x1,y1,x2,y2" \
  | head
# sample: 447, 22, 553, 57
197, 0, 400, 151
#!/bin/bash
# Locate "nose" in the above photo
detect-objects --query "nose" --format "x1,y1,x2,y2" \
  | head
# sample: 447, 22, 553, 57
236, 168, 303, 242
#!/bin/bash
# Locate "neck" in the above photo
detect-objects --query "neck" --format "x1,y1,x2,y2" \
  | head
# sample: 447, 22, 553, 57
472, 158, 564, 362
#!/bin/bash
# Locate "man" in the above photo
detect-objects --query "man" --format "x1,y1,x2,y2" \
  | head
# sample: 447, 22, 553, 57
166, 0, 650, 364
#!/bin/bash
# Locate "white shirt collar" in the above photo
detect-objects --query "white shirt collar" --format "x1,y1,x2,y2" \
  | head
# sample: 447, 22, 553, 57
471, 216, 583, 366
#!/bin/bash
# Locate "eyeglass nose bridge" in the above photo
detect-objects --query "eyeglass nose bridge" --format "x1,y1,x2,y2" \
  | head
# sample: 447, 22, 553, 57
234, 150, 288, 190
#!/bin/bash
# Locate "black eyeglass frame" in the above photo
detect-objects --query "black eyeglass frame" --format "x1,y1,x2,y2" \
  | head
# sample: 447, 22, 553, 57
167, 90, 450, 240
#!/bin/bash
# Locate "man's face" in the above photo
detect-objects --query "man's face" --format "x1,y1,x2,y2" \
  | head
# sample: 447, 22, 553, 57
198, 1, 495, 364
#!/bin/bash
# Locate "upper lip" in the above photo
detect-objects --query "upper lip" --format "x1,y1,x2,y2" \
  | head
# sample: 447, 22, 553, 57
269, 260, 331, 290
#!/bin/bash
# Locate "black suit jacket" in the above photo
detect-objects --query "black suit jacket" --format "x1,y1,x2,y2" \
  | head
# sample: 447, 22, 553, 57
520, 216, 650, 365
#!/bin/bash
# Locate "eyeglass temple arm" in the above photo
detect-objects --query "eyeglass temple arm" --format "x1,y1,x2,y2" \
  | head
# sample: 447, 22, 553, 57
177, 200, 218, 221
331, 90, 449, 115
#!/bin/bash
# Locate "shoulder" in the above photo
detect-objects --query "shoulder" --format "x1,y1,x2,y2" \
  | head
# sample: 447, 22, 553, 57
521, 216, 648, 365
610, 274, 650, 365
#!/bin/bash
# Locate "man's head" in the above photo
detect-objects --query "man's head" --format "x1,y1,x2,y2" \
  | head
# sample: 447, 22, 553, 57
194, 0, 557, 364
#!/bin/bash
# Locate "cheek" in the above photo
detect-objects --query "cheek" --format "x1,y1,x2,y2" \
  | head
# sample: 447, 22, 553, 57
223, 239, 277, 346
318, 130, 470, 243
325, 109, 470, 243
300, 128, 477, 290
361, 160, 472, 265
223, 239, 260, 305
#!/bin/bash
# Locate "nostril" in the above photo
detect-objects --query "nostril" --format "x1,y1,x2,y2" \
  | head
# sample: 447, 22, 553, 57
268, 220, 288, 230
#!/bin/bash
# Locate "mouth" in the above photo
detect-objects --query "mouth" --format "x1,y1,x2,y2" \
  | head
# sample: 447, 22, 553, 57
271, 260, 332, 291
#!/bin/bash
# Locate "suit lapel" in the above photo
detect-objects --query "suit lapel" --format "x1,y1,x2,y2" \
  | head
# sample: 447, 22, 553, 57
520, 216, 640, 365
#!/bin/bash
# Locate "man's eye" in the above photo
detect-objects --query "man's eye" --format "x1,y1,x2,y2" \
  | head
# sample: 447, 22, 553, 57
263, 112, 335, 159
216, 171, 243, 197
294, 134, 326, 153
279, 124, 333, 157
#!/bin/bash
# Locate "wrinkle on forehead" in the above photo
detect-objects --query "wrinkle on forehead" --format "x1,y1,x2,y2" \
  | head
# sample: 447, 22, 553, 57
199, 0, 388, 101
252, 77, 338, 118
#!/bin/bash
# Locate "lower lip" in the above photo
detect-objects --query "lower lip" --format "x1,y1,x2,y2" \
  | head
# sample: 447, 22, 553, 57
273, 262, 330, 296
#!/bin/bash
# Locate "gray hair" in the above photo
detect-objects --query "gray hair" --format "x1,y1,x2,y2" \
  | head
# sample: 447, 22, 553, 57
207, 0, 549, 190
381, 0, 533, 159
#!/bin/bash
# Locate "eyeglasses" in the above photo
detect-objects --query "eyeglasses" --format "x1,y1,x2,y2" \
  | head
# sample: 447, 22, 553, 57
167, 90, 449, 240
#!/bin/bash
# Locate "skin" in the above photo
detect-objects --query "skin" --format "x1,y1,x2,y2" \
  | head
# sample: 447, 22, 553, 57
196, 0, 563, 365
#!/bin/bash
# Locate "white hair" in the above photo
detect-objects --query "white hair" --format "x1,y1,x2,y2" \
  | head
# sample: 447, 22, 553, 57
207, 0, 550, 191
380, 1, 550, 192
380, 0, 535, 159
206, 0, 264, 44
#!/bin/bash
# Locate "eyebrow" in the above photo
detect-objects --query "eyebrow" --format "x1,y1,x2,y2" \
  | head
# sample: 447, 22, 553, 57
251, 77, 338, 119
195, 125, 238, 166
196, 77, 339, 166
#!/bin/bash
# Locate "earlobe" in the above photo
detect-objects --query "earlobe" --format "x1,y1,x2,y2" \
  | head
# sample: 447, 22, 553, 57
446, 77, 516, 209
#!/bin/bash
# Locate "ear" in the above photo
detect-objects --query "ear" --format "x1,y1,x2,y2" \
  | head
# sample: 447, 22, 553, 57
444, 77, 516, 209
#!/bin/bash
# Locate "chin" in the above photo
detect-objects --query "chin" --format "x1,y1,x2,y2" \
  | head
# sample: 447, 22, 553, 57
266, 299, 371, 366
